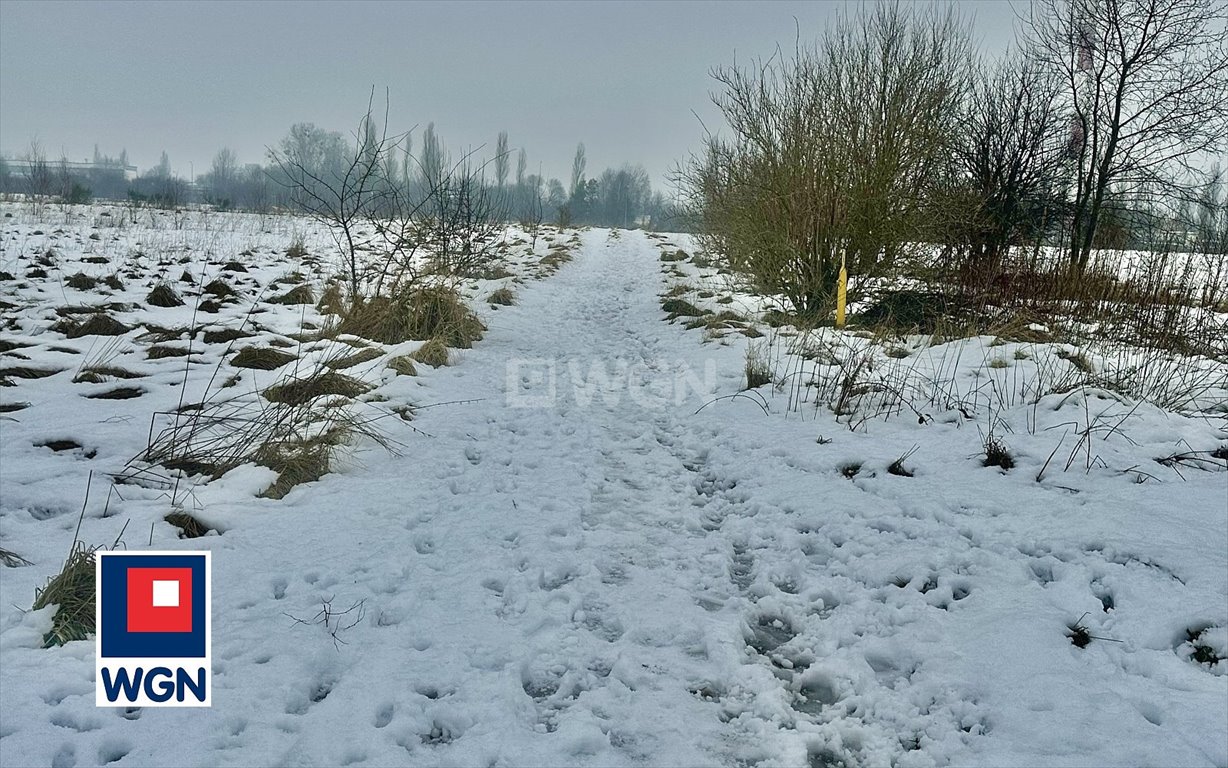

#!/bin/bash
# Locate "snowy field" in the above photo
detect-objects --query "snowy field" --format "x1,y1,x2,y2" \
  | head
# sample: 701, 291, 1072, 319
0, 202, 1225, 767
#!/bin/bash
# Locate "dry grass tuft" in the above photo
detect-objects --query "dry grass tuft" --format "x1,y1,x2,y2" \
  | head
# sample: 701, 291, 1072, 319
146, 282, 185, 308
202, 327, 253, 344
256, 431, 346, 499
744, 341, 774, 389
270, 284, 315, 305
262, 372, 371, 405
147, 345, 191, 359
32, 543, 97, 647
0, 366, 62, 379
73, 365, 143, 383
55, 313, 131, 339
203, 279, 237, 300
325, 347, 383, 370
412, 339, 449, 368
662, 298, 706, 320
84, 386, 144, 399
65, 273, 98, 290
285, 237, 309, 260
387, 355, 417, 376
983, 436, 1015, 470
338, 285, 484, 347
231, 346, 298, 370
164, 512, 213, 538
487, 287, 516, 306
316, 282, 346, 314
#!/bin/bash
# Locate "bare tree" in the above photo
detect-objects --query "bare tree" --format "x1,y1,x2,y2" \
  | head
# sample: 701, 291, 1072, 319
954, 50, 1071, 277
268, 93, 411, 295
597, 164, 651, 228
569, 143, 587, 203
207, 148, 239, 206
22, 139, 52, 204
419, 123, 447, 197
494, 131, 510, 188
1028, 0, 1228, 271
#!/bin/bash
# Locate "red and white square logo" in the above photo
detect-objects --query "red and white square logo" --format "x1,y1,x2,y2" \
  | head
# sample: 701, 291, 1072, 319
126, 567, 193, 633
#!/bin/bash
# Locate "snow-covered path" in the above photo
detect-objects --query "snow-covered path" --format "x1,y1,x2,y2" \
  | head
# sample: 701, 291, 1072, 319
2, 227, 1225, 767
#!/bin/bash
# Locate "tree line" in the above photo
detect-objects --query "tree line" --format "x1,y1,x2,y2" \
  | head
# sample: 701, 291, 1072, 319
1, 124, 673, 231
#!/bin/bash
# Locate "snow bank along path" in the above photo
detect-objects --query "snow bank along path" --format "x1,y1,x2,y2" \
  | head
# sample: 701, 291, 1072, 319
1, 228, 1225, 767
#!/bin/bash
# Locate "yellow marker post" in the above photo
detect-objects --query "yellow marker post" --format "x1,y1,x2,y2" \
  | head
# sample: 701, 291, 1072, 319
835, 253, 847, 328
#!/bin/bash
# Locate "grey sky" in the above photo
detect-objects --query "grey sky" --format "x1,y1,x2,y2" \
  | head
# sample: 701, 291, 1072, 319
0, 0, 1021, 189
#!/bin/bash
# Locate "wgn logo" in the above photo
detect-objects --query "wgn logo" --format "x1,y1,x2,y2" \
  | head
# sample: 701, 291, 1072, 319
95, 551, 211, 707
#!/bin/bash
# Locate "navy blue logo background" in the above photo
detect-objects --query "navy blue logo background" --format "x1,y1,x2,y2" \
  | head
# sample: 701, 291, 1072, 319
100, 554, 208, 658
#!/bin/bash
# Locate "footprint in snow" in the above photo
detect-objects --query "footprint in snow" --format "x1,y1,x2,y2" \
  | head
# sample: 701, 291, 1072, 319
50, 745, 75, 768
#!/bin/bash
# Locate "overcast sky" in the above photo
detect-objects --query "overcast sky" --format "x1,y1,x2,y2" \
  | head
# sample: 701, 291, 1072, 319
0, 0, 1021, 189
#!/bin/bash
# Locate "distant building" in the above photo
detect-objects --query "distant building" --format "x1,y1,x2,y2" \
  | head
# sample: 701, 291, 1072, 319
3, 156, 138, 181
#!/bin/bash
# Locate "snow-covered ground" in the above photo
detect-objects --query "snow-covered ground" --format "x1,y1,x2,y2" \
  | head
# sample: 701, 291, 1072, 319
1, 204, 1225, 767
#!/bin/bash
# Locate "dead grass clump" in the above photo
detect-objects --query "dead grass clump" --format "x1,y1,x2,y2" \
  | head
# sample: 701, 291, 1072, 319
541, 251, 571, 270
412, 339, 449, 368
660, 250, 689, 262
147, 282, 185, 308
687, 310, 748, 332
231, 346, 298, 370
983, 436, 1015, 470
325, 347, 383, 370
285, 237, 309, 260
316, 282, 345, 314
139, 372, 395, 501
270, 284, 314, 305
480, 266, 516, 280
102, 274, 125, 291
73, 365, 143, 383
138, 323, 191, 343
662, 298, 706, 320
164, 512, 213, 539
66, 273, 98, 290
32, 543, 97, 647
203, 279, 236, 299
256, 432, 345, 499
147, 345, 191, 359
487, 287, 515, 306
387, 355, 417, 376
56, 313, 132, 339
85, 386, 144, 399
221, 260, 248, 273
0, 366, 61, 379
744, 341, 773, 390
262, 372, 371, 405
202, 328, 253, 344
339, 285, 484, 347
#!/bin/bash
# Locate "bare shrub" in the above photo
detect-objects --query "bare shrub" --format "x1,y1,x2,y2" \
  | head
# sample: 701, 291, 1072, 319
680, 2, 972, 319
